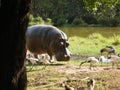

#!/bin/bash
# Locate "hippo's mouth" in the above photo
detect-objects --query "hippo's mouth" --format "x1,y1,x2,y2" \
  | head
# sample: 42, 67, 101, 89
55, 52, 71, 61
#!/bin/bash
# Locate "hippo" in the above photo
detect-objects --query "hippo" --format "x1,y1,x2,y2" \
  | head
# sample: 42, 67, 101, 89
26, 24, 71, 61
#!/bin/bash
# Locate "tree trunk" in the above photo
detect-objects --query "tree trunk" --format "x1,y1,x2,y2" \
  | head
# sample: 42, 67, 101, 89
0, 0, 31, 90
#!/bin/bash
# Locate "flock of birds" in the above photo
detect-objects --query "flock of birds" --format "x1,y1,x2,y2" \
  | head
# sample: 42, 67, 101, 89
63, 45, 120, 90
26, 45, 120, 90
26, 45, 120, 70
26, 52, 96, 90
26, 50, 52, 70
79, 46, 120, 70
26, 50, 51, 64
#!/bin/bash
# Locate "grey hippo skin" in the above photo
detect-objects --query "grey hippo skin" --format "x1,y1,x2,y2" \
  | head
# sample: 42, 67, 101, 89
26, 24, 71, 61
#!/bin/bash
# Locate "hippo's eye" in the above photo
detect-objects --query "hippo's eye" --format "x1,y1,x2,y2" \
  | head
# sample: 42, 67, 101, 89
59, 42, 64, 46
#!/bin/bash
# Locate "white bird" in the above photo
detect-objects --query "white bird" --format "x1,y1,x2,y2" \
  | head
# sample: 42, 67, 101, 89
98, 56, 112, 66
79, 57, 99, 70
108, 55, 120, 69
26, 50, 39, 64
37, 54, 51, 64
26, 50, 52, 65
26, 57, 39, 64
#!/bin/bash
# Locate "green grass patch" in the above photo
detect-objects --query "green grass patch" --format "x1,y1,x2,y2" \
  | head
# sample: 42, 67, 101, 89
69, 33, 120, 55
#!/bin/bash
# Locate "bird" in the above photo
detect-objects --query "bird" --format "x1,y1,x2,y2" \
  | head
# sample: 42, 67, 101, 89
64, 84, 75, 90
37, 54, 51, 64
79, 57, 99, 70
86, 77, 96, 90
62, 80, 75, 90
81, 77, 96, 90
100, 46, 116, 57
107, 54, 120, 69
98, 56, 111, 66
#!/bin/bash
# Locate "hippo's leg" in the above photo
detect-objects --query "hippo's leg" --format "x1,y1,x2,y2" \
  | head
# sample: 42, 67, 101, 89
49, 56, 55, 63
46, 52, 55, 63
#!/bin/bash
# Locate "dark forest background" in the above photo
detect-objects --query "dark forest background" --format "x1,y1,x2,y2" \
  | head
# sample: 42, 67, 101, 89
29, 0, 120, 27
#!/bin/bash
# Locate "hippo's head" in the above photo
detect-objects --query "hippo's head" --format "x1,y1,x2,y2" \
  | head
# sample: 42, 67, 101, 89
49, 34, 71, 61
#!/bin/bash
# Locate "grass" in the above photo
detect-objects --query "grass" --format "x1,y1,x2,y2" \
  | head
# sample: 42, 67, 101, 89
27, 61, 120, 90
69, 33, 120, 56
27, 33, 120, 90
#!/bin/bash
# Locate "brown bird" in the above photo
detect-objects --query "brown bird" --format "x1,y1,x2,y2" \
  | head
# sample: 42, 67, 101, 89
100, 46, 116, 57
62, 81, 74, 90
86, 77, 96, 90
64, 84, 74, 90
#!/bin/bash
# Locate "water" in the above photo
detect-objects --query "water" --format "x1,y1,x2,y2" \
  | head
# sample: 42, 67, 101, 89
58, 27, 120, 38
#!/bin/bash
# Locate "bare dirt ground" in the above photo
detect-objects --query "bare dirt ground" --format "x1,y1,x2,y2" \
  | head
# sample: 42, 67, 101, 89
53, 64, 112, 74
27, 54, 120, 90
27, 62, 120, 90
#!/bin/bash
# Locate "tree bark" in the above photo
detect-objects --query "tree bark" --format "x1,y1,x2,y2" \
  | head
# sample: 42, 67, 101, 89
0, 0, 31, 90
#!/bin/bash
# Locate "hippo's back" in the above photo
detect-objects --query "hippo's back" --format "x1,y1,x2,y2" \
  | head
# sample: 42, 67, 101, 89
26, 25, 60, 37
26, 25, 62, 54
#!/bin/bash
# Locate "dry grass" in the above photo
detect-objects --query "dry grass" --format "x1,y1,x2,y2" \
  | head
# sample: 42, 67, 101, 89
27, 60, 120, 90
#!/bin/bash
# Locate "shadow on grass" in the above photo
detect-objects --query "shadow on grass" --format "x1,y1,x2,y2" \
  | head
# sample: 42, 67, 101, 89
26, 63, 65, 66
26, 63, 65, 72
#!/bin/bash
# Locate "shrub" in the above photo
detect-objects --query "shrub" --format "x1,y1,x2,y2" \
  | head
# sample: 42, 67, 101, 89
98, 16, 110, 26
98, 16, 120, 27
56, 18, 66, 26
110, 17, 120, 27
45, 18, 53, 25
111, 34, 120, 45
28, 14, 53, 26
72, 17, 86, 26
88, 33, 103, 39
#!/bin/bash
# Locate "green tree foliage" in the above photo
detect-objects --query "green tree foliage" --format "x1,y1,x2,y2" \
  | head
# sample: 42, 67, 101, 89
30, 0, 120, 27
28, 14, 53, 26
83, 0, 120, 11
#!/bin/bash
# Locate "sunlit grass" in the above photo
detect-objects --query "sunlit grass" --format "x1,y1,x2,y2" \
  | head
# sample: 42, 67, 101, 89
69, 33, 120, 55
111, 34, 120, 46
88, 32, 104, 39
